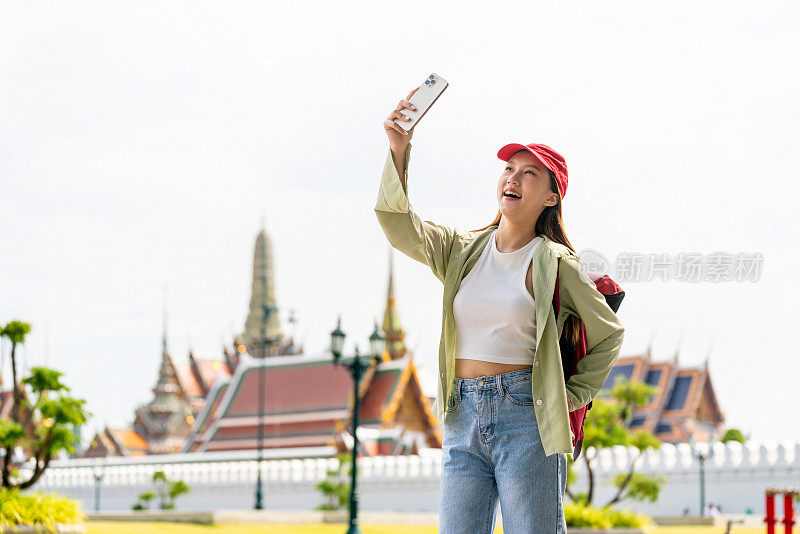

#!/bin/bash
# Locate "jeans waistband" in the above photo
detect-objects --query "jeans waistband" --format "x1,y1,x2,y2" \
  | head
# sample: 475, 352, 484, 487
454, 367, 532, 399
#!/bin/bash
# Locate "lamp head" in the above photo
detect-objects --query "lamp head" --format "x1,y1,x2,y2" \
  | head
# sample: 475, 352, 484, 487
330, 315, 346, 360
369, 320, 386, 359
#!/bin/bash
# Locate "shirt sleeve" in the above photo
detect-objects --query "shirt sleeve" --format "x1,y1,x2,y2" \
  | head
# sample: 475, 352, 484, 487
558, 256, 625, 411
374, 143, 456, 283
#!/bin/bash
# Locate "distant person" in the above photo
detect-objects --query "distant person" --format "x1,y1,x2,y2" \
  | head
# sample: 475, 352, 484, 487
376, 86, 625, 533
704, 502, 720, 517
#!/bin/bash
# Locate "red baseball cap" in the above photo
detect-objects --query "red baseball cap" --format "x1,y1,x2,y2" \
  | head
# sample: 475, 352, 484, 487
497, 142, 568, 199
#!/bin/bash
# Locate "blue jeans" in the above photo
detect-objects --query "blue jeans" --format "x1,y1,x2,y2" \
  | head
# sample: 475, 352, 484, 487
439, 368, 568, 534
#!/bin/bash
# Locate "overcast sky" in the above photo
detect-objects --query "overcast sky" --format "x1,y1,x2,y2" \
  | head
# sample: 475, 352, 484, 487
1, 1, 798, 446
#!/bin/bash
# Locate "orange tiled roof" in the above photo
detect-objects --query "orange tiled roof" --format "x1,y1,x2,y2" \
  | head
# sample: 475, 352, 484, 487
108, 427, 148, 452
174, 362, 203, 398
195, 358, 232, 388
176, 358, 232, 399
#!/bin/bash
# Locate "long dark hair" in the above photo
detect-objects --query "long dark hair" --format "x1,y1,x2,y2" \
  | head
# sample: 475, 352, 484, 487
472, 167, 583, 358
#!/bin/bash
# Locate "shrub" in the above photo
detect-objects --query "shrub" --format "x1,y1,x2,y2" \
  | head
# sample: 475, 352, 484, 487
0, 488, 84, 532
314, 452, 350, 511
564, 501, 652, 529
604, 506, 653, 528
132, 471, 190, 511
564, 502, 612, 528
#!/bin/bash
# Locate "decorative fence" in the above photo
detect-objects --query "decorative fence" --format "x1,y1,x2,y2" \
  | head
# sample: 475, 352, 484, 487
29, 440, 800, 515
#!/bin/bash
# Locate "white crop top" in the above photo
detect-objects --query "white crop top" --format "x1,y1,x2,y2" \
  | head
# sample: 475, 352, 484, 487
453, 229, 543, 365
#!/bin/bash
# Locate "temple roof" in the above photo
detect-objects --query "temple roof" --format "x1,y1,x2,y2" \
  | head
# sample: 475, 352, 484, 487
107, 428, 149, 455
183, 352, 441, 454
599, 349, 725, 443
84, 426, 149, 457
0, 386, 34, 423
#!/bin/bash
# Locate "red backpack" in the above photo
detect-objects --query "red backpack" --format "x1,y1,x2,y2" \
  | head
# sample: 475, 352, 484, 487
552, 258, 625, 460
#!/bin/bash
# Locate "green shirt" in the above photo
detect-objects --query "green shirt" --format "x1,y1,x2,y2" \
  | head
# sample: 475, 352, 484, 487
374, 144, 625, 458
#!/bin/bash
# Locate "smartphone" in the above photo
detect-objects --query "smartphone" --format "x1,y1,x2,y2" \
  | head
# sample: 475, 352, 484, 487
394, 73, 449, 132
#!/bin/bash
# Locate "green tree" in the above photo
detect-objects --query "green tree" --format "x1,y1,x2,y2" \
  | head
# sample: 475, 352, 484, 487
314, 451, 351, 510
566, 375, 665, 508
0, 320, 91, 489
720, 428, 746, 444
137, 470, 191, 510
132, 491, 156, 511
167, 480, 191, 509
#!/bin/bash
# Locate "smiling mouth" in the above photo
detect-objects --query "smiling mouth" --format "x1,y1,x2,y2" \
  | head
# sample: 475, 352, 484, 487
503, 192, 522, 199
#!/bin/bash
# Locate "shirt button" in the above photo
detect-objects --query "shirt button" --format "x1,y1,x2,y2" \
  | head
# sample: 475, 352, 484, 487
534, 360, 539, 367
536, 399, 543, 406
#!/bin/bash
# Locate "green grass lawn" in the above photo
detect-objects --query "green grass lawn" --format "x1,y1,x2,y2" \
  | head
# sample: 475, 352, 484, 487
85, 522, 766, 534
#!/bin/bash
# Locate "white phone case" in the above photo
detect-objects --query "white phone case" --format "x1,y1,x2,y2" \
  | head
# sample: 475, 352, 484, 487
394, 73, 449, 131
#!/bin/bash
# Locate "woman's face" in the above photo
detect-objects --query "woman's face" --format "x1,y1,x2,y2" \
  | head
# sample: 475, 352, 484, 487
496, 150, 559, 222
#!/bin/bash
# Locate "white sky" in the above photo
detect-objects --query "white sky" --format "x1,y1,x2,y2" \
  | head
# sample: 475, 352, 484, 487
1, 1, 798, 445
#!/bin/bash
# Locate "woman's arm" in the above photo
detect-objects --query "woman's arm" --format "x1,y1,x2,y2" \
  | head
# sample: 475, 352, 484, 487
558, 256, 625, 411
374, 143, 456, 283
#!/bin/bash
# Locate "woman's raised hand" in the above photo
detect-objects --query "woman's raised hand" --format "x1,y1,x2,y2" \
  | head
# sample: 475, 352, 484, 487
384, 86, 419, 151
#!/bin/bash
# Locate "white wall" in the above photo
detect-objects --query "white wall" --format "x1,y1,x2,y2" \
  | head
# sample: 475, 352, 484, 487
29, 440, 799, 516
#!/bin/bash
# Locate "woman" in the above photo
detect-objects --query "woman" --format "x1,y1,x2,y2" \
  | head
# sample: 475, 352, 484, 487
376, 87, 625, 533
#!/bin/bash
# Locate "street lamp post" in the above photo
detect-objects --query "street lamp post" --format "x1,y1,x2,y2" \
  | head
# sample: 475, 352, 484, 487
92, 459, 106, 512
329, 317, 385, 534
688, 435, 715, 516
254, 300, 278, 511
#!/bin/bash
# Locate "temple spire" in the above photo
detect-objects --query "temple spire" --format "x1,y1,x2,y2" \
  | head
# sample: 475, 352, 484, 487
135, 343, 189, 450
162, 285, 169, 354
388, 247, 395, 301
243, 227, 283, 355
673, 328, 683, 366
703, 337, 713, 370
382, 248, 407, 360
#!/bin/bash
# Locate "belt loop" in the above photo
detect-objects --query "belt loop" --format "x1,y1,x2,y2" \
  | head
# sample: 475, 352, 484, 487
496, 374, 503, 396
457, 378, 462, 401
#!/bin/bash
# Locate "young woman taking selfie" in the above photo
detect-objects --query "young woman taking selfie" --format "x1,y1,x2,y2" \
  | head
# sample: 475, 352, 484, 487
375, 86, 625, 533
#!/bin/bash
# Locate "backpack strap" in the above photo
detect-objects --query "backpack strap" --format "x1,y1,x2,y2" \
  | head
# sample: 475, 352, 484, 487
554, 256, 588, 460
554, 258, 627, 462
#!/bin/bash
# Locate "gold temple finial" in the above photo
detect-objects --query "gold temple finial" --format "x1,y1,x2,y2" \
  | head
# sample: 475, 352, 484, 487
704, 336, 714, 370
162, 284, 169, 354
382, 246, 407, 360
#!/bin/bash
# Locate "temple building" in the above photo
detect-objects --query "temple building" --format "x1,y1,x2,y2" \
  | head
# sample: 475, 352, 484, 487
83, 226, 301, 458
83, 219, 726, 458
598, 348, 725, 443
84, 227, 442, 458
183, 250, 442, 456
